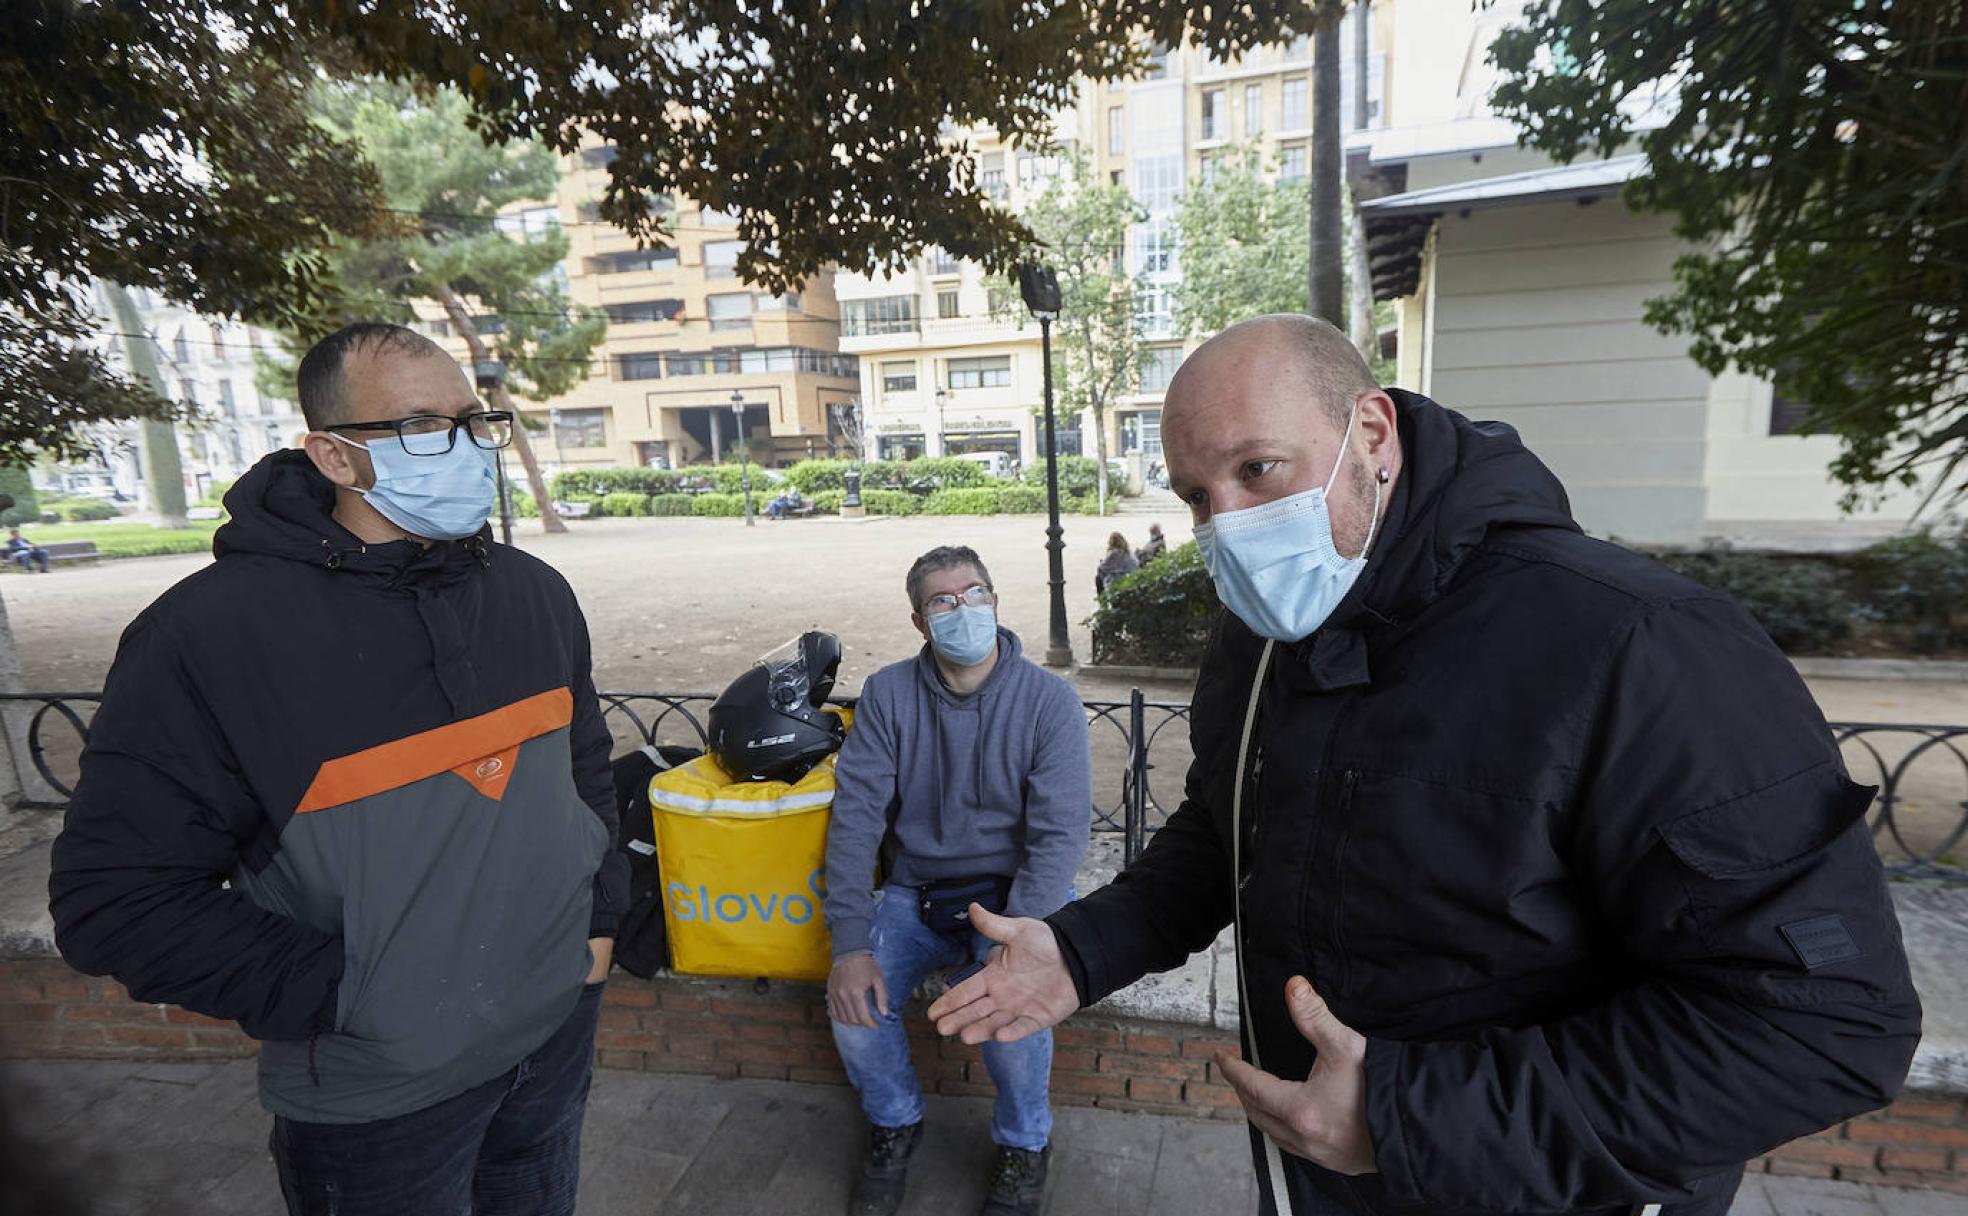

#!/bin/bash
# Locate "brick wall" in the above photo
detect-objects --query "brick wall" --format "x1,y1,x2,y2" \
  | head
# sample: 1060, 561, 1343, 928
4, 957, 1963, 1194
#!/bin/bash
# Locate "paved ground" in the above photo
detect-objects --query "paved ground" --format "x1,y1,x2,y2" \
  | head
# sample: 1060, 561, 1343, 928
2, 1059, 1955, 1216
1, 1058, 1251, 1215
0, 513, 1200, 696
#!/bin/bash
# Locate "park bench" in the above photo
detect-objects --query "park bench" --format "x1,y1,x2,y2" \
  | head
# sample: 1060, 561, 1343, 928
554, 500, 594, 518
4, 539, 99, 571
186, 507, 223, 521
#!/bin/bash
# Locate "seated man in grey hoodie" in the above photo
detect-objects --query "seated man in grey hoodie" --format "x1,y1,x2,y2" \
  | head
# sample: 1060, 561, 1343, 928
824, 544, 1092, 1216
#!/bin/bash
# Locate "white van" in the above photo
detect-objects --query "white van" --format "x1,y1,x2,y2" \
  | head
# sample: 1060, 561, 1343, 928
951, 451, 1014, 479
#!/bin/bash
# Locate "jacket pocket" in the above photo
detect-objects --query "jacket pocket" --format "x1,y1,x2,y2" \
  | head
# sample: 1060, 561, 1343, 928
1658, 769, 1876, 879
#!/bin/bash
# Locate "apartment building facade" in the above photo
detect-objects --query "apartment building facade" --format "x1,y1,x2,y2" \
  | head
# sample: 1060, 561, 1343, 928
422, 144, 861, 474
838, 8, 1387, 472
80, 284, 307, 502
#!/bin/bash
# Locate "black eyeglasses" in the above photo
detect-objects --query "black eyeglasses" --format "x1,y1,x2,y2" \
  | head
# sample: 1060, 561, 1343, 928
324, 411, 514, 456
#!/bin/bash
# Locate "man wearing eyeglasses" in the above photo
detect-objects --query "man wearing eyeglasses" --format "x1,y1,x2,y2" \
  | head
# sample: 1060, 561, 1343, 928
822, 545, 1092, 1216
50, 322, 627, 1216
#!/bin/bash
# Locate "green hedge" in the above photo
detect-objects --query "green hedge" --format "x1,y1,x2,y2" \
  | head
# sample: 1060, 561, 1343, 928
907, 457, 992, 488
784, 460, 851, 494
995, 486, 1046, 513
924, 488, 1001, 515
1022, 455, 1102, 498
1651, 548, 1858, 654
1088, 542, 1221, 666
650, 493, 696, 516
1088, 530, 1968, 668
691, 492, 748, 517
550, 465, 750, 499
56, 499, 120, 522
600, 491, 652, 517
0, 467, 38, 527
811, 489, 847, 514
1846, 531, 1968, 653
549, 467, 671, 497
511, 489, 538, 518
860, 489, 921, 516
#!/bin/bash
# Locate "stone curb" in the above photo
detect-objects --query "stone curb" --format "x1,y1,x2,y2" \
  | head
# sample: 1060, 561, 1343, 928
1076, 664, 1199, 683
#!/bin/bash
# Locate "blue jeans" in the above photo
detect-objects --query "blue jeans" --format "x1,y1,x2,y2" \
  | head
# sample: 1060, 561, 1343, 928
270, 980, 605, 1215
829, 884, 1054, 1150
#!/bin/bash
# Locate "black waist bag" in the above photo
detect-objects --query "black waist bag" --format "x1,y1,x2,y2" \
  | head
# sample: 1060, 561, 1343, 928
917, 875, 1012, 935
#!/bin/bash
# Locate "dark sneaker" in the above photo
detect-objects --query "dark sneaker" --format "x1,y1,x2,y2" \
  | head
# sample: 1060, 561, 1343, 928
979, 1145, 1050, 1216
849, 1121, 922, 1216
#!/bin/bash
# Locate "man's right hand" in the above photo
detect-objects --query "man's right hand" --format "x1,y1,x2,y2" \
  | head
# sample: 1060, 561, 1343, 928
926, 905, 1078, 1045
827, 951, 888, 1029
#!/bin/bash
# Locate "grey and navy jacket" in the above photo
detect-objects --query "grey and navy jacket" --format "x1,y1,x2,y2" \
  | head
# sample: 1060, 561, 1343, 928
49, 449, 629, 1124
823, 628, 1091, 957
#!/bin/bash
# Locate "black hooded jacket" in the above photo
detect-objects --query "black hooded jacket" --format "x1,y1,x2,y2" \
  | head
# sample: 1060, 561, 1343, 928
1048, 392, 1921, 1215
50, 450, 630, 1121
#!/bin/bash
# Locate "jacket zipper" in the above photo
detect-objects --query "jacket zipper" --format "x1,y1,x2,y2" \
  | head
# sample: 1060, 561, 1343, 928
1330, 768, 1360, 993
1240, 744, 1266, 892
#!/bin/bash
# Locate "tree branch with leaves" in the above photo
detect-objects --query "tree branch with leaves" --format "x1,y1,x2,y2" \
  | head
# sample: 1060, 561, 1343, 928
1022, 153, 1146, 513
1491, 0, 1968, 509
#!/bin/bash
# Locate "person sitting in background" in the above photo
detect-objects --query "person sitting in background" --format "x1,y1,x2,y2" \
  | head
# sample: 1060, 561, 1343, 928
824, 545, 1090, 1216
1094, 531, 1138, 596
1135, 522, 1167, 566
767, 489, 805, 520
7, 527, 50, 574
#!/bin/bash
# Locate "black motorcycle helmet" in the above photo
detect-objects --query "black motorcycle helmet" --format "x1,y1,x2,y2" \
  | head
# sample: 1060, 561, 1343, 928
708, 631, 847, 783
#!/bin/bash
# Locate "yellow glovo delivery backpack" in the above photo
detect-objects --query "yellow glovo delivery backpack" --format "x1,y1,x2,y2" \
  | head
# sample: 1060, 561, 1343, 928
649, 633, 855, 983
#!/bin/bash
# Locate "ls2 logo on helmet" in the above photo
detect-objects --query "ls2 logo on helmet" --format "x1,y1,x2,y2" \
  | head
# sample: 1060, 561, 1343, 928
668, 868, 827, 926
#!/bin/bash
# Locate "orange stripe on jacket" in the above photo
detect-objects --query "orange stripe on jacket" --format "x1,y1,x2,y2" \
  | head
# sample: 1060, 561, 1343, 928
295, 688, 574, 814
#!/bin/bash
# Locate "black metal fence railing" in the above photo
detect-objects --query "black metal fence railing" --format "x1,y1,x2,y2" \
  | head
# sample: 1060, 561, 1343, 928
6, 692, 1963, 878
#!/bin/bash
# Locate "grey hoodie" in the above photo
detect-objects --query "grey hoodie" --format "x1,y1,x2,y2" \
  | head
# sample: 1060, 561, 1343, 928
823, 627, 1091, 957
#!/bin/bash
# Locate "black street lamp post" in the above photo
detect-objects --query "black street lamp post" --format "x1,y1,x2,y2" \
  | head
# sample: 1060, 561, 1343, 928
729, 390, 755, 527
473, 359, 514, 546
1017, 264, 1073, 668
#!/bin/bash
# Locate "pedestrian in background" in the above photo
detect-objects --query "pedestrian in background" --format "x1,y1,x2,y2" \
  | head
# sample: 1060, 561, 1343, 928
1094, 531, 1139, 596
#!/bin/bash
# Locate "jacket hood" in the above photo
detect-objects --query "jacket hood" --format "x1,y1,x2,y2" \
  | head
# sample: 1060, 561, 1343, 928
1275, 391, 1579, 684
214, 449, 491, 585
1346, 389, 1578, 627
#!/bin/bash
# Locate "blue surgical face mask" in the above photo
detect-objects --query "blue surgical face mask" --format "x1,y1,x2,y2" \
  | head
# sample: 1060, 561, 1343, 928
330, 432, 497, 541
927, 604, 999, 667
1192, 398, 1384, 642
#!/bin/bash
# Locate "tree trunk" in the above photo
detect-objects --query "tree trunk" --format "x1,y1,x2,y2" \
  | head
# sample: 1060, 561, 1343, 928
1346, 187, 1377, 362
431, 284, 567, 534
0, 590, 36, 819
1081, 338, 1109, 514
103, 283, 188, 529
1308, 16, 1346, 326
